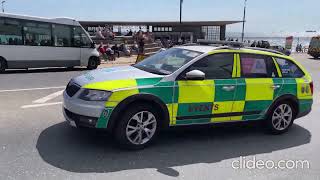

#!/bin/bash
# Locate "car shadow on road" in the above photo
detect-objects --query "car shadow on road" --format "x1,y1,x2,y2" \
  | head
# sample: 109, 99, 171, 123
2, 67, 87, 74
36, 122, 311, 177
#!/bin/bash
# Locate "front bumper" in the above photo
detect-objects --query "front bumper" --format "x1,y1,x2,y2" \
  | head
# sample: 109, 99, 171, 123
63, 90, 106, 128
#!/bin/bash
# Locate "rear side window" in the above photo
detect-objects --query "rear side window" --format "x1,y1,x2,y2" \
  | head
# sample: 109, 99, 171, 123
240, 54, 277, 78
275, 58, 305, 78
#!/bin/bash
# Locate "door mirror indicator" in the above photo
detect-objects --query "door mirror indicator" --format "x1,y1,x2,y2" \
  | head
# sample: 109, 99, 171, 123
185, 70, 205, 80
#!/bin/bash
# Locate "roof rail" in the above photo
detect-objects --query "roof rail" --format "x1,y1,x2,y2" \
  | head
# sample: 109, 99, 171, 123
245, 47, 285, 55
197, 39, 244, 48
182, 43, 199, 46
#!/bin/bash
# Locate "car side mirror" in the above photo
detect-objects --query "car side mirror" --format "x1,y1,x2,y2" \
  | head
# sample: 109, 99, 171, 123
185, 70, 205, 80
90, 42, 96, 49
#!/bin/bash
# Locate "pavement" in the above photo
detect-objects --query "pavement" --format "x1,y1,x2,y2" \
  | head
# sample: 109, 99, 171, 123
0, 53, 320, 180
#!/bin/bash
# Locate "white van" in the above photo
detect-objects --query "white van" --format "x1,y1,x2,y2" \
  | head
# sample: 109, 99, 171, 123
0, 13, 100, 72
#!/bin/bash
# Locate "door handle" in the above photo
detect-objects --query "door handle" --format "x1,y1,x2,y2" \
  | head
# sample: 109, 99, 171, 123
222, 86, 235, 91
271, 85, 281, 89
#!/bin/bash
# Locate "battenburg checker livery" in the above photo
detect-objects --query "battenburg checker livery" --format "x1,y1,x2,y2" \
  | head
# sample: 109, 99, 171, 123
63, 44, 313, 149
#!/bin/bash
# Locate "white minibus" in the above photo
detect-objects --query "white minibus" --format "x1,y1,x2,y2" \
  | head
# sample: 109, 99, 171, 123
0, 13, 100, 72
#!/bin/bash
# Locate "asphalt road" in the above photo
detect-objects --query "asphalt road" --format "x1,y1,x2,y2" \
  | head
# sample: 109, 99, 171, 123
0, 54, 320, 180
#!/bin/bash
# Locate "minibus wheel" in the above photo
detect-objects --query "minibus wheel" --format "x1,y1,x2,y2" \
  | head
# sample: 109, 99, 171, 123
0, 58, 7, 73
87, 57, 98, 70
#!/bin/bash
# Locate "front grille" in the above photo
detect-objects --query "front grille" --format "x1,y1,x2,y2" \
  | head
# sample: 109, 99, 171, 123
66, 82, 81, 97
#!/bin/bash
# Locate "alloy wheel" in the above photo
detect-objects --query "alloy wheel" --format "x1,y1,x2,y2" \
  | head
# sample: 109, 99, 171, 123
126, 111, 157, 145
271, 104, 293, 131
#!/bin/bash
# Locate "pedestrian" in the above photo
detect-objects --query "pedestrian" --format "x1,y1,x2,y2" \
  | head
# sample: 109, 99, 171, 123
97, 42, 108, 61
112, 44, 120, 58
138, 38, 145, 54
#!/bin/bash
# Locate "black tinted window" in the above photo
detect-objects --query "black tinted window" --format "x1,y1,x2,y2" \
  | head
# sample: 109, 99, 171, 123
73, 26, 91, 47
53, 24, 72, 47
0, 18, 23, 45
240, 54, 277, 78
24, 22, 52, 46
187, 53, 234, 79
276, 58, 304, 78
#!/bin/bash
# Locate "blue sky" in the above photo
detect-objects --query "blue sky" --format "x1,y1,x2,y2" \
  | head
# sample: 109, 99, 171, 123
3, 0, 320, 36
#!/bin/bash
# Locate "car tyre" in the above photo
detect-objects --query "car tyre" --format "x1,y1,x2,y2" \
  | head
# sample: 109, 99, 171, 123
87, 57, 98, 70
0, 58, 7, 73
114, 103, 160, 150
265, 101, 295, 135
66, 66, 74, 70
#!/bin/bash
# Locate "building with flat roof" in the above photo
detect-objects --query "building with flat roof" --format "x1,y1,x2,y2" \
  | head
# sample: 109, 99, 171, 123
79, 20, 242, 43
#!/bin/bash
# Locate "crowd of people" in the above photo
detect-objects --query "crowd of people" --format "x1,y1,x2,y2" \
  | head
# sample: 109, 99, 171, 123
296, 43, 308, 53
95, 27, 156, 62
95, 26, 115, 40
97, 42, 135, 61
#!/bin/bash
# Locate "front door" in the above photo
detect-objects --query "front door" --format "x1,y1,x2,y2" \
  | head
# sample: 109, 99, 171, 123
173, 53, 236, 125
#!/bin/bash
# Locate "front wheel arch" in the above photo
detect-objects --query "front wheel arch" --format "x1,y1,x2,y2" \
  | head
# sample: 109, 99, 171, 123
266, 94, 299, 120
107, 94, 170, 133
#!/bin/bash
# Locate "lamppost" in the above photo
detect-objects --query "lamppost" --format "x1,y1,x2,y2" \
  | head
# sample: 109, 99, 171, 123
1, 1, 5, 13
179, 0, 183, 43
241, 0, 247, 42
180, 0, 183, 24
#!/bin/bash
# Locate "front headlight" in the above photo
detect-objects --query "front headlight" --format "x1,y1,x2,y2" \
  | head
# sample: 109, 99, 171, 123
79, 89, 112, 101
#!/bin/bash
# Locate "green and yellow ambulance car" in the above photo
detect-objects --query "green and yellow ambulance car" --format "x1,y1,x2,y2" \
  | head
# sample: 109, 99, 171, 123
63, 44, 313, 149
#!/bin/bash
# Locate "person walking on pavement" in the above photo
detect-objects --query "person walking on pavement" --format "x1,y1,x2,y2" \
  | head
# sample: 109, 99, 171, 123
138, 38, 145, 54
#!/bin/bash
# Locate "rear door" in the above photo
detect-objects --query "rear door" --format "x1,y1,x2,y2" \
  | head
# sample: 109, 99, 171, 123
274, 57, 313, 112
234, 53, 280, 121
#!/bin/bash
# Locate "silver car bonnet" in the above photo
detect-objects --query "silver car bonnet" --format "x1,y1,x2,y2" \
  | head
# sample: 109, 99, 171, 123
73, 66, 164, 86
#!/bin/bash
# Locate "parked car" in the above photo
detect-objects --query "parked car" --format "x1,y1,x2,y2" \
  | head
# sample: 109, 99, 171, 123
308, 36, 320, 59
270, 45, 291, 56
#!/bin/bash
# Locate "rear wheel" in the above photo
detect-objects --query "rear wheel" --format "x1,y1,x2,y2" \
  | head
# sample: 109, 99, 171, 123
87, 57, 98, 70
114, 104, 160, 150
265, 101, 295, 134
0, 58, 7, 73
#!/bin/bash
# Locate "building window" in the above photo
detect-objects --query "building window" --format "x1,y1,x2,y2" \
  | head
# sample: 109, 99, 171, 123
202, 26, 220, 40
153, 27, 158, 32
153, 26, 173, 32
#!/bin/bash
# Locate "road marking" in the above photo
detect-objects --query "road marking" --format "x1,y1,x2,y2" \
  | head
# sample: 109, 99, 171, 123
33, 90, 64, 104
21, 102, 62, 109
0, 86, 65, 93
